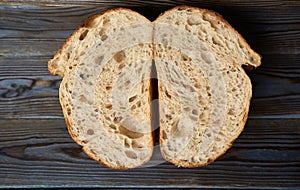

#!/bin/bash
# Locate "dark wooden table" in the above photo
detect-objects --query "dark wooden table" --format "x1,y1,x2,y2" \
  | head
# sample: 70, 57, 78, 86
1, 0, 300, 189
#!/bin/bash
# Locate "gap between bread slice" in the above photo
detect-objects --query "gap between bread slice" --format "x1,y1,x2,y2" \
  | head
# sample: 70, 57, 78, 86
48, 6, 261, 169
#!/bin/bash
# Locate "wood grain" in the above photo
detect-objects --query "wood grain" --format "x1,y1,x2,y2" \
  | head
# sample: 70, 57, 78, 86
2, 0, 300, 7
0, 119, 299, 188
1, 4, 299, 55
0, 0, 300, 188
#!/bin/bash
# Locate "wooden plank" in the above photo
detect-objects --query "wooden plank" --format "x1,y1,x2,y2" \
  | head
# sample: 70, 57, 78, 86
1, 3, 300, 56
0, 119, 299, 188
1, 0, 300, 7
0, 57, 55, 77
0, 55, 299, 119
0, 1, 299, 189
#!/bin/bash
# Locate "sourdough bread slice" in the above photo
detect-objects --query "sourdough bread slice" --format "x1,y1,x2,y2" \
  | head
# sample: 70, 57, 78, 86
48, 9, 154, 169
154, 6, 261, 167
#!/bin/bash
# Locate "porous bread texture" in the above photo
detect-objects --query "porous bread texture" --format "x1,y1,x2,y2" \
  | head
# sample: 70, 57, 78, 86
48, 6, 261, 169
155, 6, 260, 167
49, 9, 154, 169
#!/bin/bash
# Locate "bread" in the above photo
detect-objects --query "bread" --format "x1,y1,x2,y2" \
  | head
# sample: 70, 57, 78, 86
48, 6, 261, 169
48, 9, 154, 169
154, 7, 260, 167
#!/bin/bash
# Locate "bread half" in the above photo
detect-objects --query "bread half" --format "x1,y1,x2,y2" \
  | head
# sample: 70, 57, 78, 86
48, 9, 154, 169
154, 6, 261, 167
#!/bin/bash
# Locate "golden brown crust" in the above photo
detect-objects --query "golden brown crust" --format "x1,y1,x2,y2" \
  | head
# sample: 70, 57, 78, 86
82, 146, 151, 170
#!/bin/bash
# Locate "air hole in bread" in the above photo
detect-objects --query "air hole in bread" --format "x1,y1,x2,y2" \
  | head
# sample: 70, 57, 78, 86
125, 80, 131, 85
165, 90, 171, 99
87, 129, 94, 135
183, 107, 191, 112
99, 27, 105, 36
125, 150, 137, 159
106, 86, 112, 90
181, 54, 189, 61
119, 125, 143, 139
192, 109, 198, 115
228, 109, 235, 115
66, 52, 70, 59
100, 34, 107, 41
185, 25, 192, 32
118, 63, 125, 70
124, 138, 130, 148
79, 73, 85, 80
189, 115, 198, 121
79, 29, 89, 40
109, 124, 117, 130
105, 104, 112, 109
194, 83, 201, 89
132, 140, 143, 149
114, 50, 126, 63
113, 117, 119, 123
199, 113, 205, 121
67, 108, 71, 115
103, 18, 109, 25
105, 116, 111, 122
136, 100, 141, 108
219, 131, 226, 137
129, 95, 137, 102
170, 119, 179, 134
165, 114, 172, 120
162, 130, 168, 140
130, 105, 136, 110
212, 36, 222, 46
79, 95, 88, 103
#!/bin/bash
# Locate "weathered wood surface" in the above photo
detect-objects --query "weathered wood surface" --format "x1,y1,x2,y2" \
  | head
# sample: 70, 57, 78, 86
0, 119, 299, 188
0, 0, 299, 188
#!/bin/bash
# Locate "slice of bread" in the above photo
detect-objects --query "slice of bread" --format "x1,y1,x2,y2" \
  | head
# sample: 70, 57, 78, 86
155, 6, 261, 167
48, 9, 154, 169
48, 6, 261, 169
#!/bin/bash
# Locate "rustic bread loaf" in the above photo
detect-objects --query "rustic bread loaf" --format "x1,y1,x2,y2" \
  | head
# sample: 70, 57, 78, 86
48, 6, 261, 169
